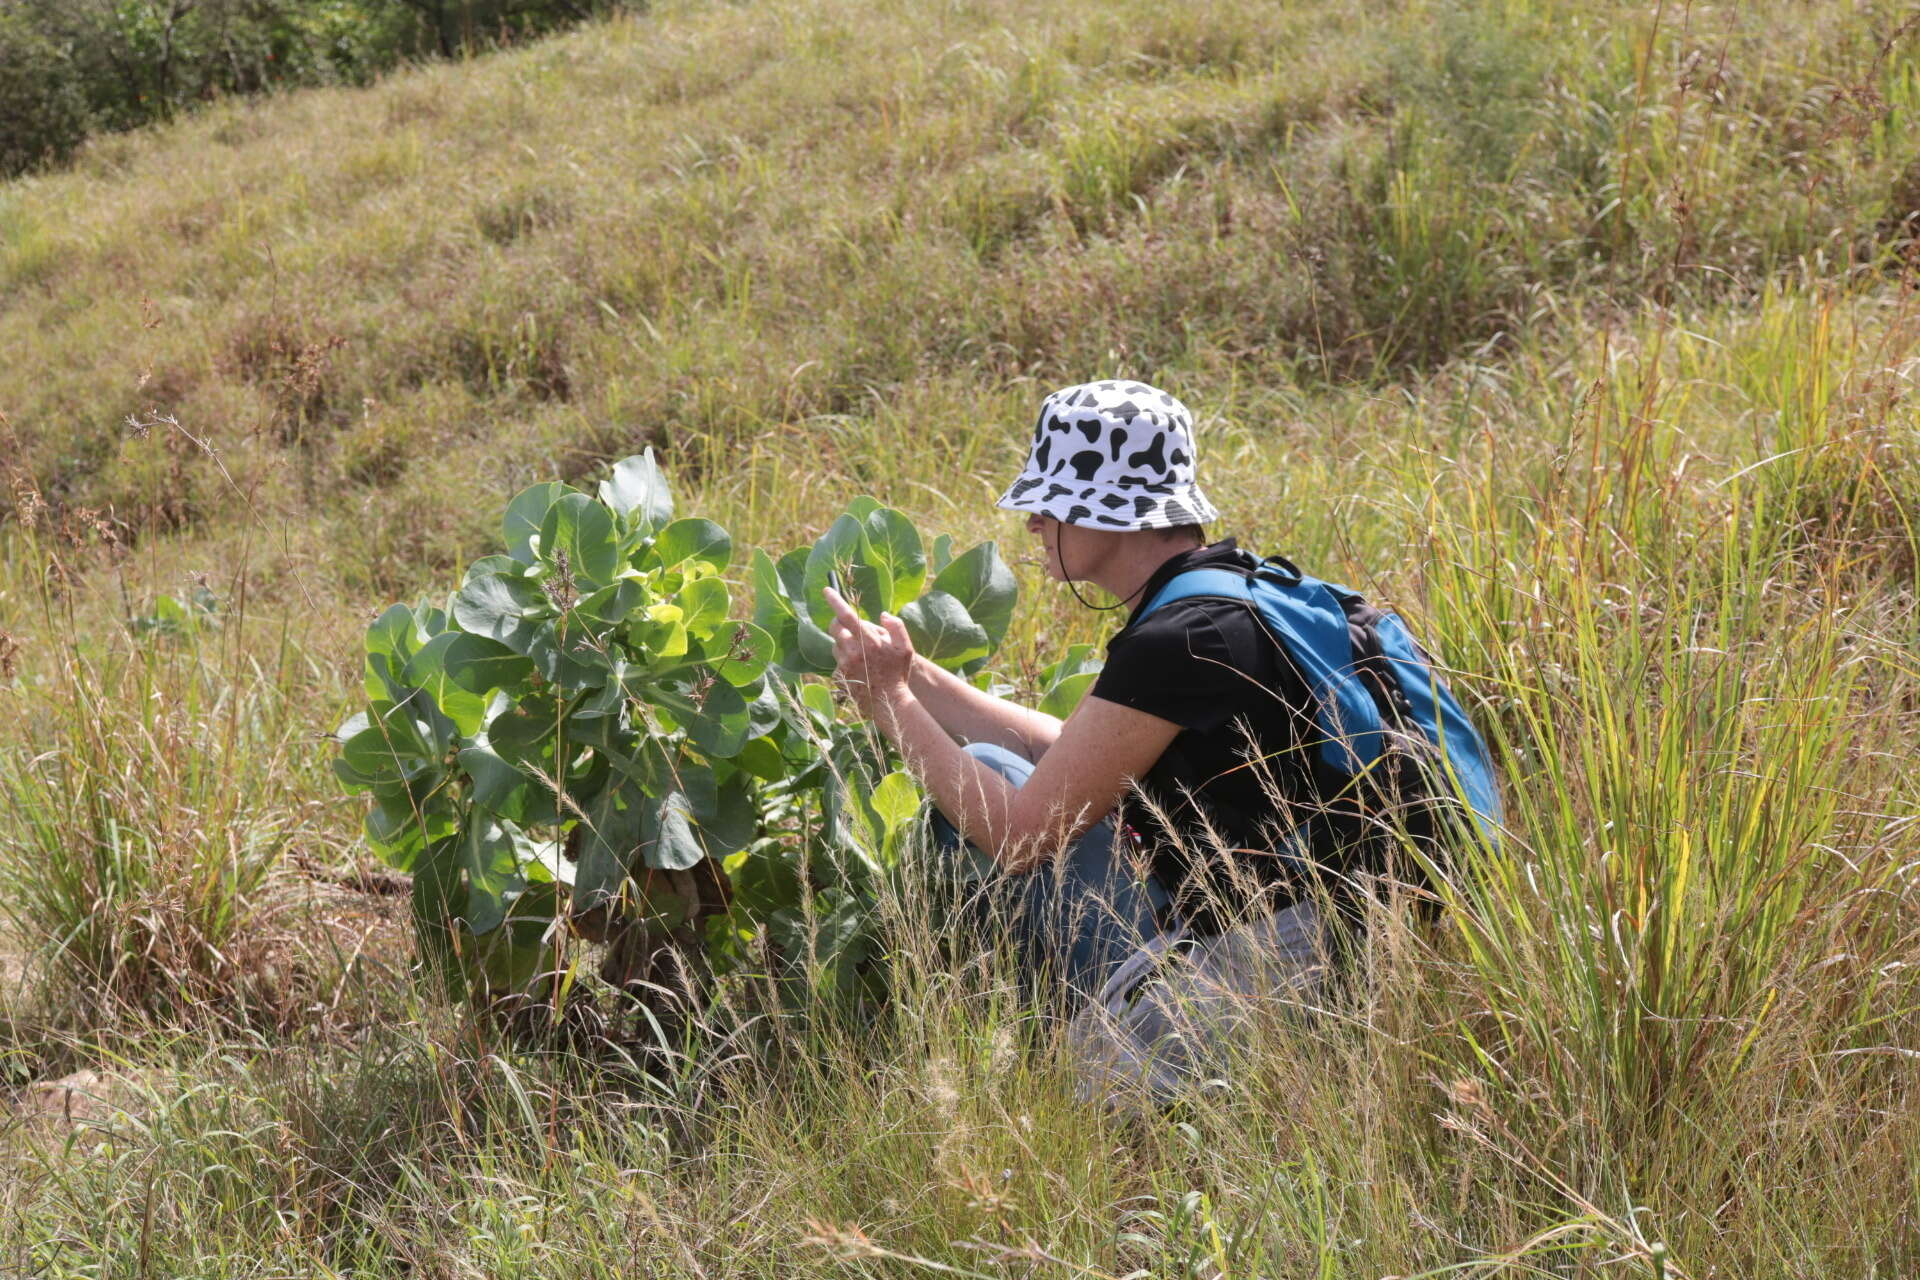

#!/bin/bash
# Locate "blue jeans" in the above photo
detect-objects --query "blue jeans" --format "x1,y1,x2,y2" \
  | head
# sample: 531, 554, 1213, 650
930, 742, 1171, 1003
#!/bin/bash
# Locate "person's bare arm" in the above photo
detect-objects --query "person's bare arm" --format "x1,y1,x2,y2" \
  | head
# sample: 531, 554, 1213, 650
882, 690, 1178, 871
824, 588, 1178, 871
905, 654, 1065, 760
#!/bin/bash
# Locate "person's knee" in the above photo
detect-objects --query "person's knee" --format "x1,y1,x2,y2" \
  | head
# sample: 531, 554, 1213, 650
931, 742, 1032, 851
960, 740, 1035, 787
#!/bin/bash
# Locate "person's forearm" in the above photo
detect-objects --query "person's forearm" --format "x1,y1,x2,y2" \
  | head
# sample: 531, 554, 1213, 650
906, 655, 1063, 760
873, 683, 1047, 872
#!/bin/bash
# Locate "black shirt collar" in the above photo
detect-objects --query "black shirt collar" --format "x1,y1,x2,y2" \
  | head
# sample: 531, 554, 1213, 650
1121, 537, 1255, 628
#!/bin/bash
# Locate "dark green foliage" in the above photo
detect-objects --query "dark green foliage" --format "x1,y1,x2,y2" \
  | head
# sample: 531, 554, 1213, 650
0, 12, 92, 177
334, 452, 1016, 1005
0, 0, 645, 178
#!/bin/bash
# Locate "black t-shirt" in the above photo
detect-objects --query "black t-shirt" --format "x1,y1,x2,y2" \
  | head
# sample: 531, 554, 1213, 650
1090, 540, 1367, 926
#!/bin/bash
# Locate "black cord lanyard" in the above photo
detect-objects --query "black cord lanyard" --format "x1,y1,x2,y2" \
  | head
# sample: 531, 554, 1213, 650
1057, 522, 1143, 613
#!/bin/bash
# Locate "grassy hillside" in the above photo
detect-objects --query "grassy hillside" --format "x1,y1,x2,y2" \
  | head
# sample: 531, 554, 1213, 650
3, 0, 1916, 582
2, 0, 1918, 1275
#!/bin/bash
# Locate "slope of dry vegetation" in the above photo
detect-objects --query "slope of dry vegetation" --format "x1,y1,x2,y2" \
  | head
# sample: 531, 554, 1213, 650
1, 0, 1917, 1275
3, 0, 1916, 586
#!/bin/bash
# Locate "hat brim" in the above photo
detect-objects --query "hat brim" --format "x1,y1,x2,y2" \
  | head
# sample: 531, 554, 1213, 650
996, 474, 1218, 531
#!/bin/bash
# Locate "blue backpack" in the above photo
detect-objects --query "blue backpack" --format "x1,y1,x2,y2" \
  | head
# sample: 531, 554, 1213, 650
1139, 555, 1502, 893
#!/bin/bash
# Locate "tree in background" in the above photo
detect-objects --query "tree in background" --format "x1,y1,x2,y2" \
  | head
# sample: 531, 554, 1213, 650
0, 0, 640, 179
0, 10, 93, 177
386, 0, 620, 60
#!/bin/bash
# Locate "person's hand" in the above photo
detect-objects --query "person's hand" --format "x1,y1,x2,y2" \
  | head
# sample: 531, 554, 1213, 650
824, 586, 915, 720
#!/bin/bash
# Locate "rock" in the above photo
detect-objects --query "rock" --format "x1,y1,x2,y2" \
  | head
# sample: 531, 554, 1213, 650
11, 1069, 140, 1137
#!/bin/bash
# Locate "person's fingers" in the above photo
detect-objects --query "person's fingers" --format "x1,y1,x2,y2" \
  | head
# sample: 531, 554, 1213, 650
833, 621, 874, 651
822, 586, 862, 626
880, 612, 912, 652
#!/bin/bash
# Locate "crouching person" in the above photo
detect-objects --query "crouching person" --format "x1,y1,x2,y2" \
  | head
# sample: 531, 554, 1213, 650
823, 381, 1500, 1105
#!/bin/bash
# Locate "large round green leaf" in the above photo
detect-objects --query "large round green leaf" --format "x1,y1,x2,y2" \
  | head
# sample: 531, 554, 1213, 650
602, 738, 719, 818
574, 579, 644, 630
861, 506, 926, 613
338, 704, 441, 785
620, 587, 691, 662
641, 791, 706, 870
363, 603, 424, 703
503, 482, 576, 564
867, 770, 923, 838
1037, 642, 1106, 719
686, 677, 752, 759
539, 492, 622, 589
676, 575, 730, 641
458, 744, 538, 822
362, 792, 457, 871
752, 548, 817, 674
900, 590, 990, 668
574, 779, 647, 911
401, 633, 495, 737
930, 542, 1016, 648
571, 662, 631, 720
743, 676, 784, 737
598, 450, 674, 530
436, 632, 536, 696
644, 670, 751, 759
462, 554, 523, 586
527, 619, 613, 689
797, 615, 838, 673
453, 572, 550, 654
706, 620, 774, 688
773, 545, 809, 599
732, 735, 787, 781
803, 514, 882, 626
697, 774, 758, 858
1039, 670, 1101, 720
651, 518, 732, 573
459, 817, 531, 935
486, 701, 565, 766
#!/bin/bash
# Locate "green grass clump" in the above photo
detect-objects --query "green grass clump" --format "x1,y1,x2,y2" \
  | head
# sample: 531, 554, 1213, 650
0, 548, 336, 1029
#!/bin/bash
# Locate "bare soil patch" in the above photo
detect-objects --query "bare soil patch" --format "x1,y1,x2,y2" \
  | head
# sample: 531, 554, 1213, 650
5, 1068, 147, 1145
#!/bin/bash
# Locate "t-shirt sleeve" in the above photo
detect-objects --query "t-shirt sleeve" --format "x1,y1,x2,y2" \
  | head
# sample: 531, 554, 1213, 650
1090, 602, 1253, 733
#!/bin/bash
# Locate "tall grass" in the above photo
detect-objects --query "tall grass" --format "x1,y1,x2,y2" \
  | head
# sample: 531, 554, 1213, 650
1, 287, 1913, 1276
0, 512, 347, 1031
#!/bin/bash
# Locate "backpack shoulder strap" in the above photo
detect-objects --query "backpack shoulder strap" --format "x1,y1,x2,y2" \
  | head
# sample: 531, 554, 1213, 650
1139, 563, 1386, 774
1138, 567, 1255, 616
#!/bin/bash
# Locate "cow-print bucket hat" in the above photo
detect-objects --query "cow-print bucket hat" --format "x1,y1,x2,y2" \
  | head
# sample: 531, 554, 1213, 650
995, 381, 1219, 531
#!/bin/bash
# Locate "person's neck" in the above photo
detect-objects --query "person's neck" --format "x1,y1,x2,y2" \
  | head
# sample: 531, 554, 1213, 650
1087, 537, 1200, 607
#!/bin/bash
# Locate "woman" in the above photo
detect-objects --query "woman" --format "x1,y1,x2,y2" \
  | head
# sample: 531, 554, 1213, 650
824, 381, 1366, 1094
